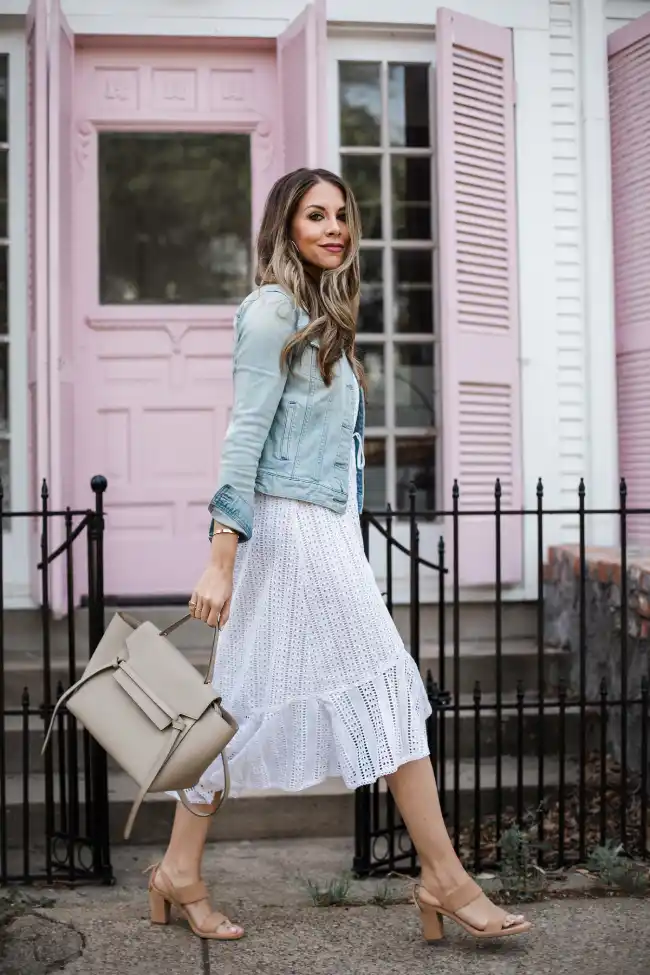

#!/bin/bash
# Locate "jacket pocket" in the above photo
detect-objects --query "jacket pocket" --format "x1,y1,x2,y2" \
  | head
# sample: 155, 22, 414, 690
276, 401, 298, 461
333, 382, 358, 471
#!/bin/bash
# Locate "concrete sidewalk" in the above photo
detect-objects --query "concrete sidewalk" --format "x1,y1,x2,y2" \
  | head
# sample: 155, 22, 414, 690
3, 839, 650, 975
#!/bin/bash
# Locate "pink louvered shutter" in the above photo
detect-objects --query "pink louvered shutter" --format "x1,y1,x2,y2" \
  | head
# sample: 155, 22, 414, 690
278, 0, 327, 171
609, 14, 650, 546
436, 8, 522, 586
47, 0, 76, 614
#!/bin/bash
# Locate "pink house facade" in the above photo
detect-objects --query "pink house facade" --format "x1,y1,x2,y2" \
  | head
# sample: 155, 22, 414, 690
0, 0, 648, 608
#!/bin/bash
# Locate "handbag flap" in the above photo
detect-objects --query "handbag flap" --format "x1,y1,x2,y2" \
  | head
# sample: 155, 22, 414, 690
113, 668, 173, 731
124, 621, 218, 720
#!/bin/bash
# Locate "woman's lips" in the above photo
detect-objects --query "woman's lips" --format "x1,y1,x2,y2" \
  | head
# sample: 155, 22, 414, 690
321, 244, 344, 253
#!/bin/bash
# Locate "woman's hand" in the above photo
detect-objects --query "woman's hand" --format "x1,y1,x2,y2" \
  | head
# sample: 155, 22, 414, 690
189, 563, 233, 629
189, 527, 239, 628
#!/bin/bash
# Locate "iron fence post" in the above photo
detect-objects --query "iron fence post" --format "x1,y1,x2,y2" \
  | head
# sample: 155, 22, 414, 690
87, 475, 112, 883
40, 478, 54, 884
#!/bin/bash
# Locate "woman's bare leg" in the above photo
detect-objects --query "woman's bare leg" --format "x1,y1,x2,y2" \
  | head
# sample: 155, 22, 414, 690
157, 796, 243, 935
385, 758, 525, 929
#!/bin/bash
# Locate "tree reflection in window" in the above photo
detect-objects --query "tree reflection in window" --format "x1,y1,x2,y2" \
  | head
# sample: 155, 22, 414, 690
99, 132, 252, 305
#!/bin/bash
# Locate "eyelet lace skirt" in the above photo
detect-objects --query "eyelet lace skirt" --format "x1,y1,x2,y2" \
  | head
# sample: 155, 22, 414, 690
178, 450, 431, 803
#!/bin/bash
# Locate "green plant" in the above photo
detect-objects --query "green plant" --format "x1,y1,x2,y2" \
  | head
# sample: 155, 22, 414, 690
369, 880, 404, 908
304, 873, 353, 907
497, 824, 546, 902
587, 842, 650, 896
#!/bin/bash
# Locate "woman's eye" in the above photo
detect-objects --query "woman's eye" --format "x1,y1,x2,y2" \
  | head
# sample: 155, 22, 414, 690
308, 212, 323, 221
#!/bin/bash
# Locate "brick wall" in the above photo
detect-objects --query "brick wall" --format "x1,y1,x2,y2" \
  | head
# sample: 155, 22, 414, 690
544, 545, 650, 771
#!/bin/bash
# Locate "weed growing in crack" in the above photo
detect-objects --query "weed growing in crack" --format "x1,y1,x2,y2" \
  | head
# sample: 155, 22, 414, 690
369, 880, 406, 908
587, 842, 650, 896
304, 873, 353, 907
497, 823, 547, 903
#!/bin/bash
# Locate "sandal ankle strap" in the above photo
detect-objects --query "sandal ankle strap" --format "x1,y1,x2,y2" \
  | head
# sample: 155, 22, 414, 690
439, 878, 483, 914
174, 880, 209, 906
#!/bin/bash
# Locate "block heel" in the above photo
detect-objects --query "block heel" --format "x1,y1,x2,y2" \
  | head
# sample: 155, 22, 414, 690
149, 887, 172, 925
419, 903, 444, 942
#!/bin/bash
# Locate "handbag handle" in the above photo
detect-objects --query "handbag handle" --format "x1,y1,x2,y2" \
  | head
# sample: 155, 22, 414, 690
121, 612, 220, 686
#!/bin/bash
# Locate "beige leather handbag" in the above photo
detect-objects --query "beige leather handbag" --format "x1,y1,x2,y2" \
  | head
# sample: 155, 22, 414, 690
42, 611, 237, 840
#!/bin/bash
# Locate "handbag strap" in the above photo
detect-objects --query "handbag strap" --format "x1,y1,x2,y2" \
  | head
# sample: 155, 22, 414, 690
123, 726, 231, 840
41, 659, 121, 755
159, 614, 220, 685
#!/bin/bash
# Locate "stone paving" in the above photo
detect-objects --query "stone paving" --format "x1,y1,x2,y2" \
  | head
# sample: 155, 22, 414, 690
2, 838, 649, 975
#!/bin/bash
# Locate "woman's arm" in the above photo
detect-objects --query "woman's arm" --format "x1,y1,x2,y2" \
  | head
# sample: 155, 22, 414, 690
207, 287, 298, 541
192, 288, 298, 628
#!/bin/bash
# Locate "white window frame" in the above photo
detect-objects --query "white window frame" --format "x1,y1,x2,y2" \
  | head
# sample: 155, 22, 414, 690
328, 30, 441, 603
328, 32, 440, 511
0, 27, 30, 605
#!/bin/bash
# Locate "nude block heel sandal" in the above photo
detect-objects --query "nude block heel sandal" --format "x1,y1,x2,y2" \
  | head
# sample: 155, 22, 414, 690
147, 864, 245, 941
413, 878, 532, 942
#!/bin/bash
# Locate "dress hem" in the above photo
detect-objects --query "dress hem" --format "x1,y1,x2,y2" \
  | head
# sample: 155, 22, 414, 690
167, 744, 432, 804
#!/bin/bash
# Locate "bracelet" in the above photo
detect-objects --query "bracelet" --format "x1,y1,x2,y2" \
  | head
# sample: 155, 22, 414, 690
212, 527, 238, 537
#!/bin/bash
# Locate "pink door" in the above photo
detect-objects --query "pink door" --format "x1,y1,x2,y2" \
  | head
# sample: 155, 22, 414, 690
72, 43, 283, 599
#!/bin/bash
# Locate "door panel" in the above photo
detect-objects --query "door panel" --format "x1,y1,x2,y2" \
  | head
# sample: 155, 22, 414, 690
73, 45, 280, 598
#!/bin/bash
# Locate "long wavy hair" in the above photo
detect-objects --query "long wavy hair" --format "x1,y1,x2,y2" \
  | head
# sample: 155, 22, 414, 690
256, 168, 365, 389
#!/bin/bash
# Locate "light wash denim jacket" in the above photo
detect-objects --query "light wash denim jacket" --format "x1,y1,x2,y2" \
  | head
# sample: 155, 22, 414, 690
208, 285, 365, 541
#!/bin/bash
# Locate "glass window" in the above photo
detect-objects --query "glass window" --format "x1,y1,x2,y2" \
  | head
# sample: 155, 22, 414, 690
358, 249, 383, 334
99, 132, 252, 305
339, 59, 436, 511
388, 64, 430, 148
339, 62, 381, 148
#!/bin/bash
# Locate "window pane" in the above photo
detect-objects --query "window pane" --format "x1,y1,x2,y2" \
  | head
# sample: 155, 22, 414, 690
395, 344, 434, 427
0, 342, 7, 435
0, 151, 6, 240
342, 155, 382, 239
99, 132, 251, 305
388, 64, 430, 148
339, 62, 381, 147
0, 437, 9, 518
0, 56, 7, 145
358, 249, 384, 334
0, 247, 6, 334
396, 437, 435, 511
357, 344, 385, 426
394, 250, 433, 333
363, 437, 387, 510
392, 156, 431, 240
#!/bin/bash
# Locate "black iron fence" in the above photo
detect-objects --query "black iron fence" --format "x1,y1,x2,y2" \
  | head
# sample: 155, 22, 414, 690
354, 478, 650, 877
0, 475, 112, 885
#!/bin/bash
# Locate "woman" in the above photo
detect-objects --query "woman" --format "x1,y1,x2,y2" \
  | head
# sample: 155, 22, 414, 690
147, 169, 531, 944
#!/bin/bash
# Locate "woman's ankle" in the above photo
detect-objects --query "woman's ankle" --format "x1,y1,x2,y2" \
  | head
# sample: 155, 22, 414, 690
420, 856, 468, 896
159, 856, 201, 885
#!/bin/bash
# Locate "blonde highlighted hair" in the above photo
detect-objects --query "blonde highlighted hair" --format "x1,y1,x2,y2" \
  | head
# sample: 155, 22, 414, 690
256, 167, 365, 390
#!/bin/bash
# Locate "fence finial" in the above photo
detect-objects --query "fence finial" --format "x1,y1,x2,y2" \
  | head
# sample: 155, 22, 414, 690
90, 475, 108, 494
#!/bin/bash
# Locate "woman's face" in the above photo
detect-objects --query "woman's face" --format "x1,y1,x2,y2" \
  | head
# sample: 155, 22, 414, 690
290, 180, 350, 271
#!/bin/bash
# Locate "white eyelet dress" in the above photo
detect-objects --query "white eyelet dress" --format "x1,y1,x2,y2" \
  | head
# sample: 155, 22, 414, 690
180, 381, 432, 802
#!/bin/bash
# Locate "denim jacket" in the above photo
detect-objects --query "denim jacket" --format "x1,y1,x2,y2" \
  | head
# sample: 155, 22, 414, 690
208, 286, 365, 541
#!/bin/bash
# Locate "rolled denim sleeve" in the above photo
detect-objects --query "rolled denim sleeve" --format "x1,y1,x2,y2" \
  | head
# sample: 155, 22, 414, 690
208, 289, 298, 541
